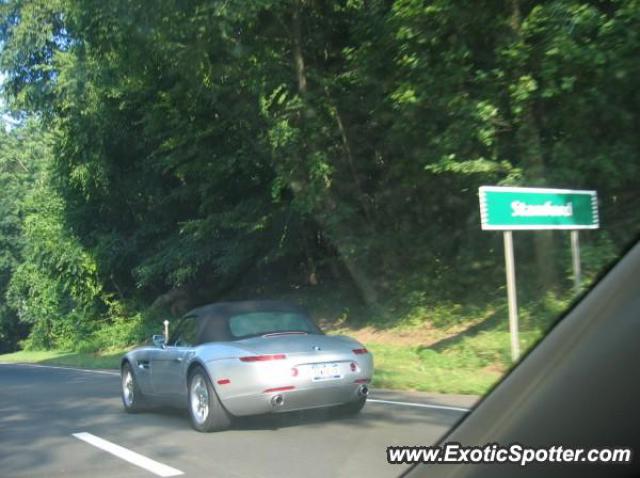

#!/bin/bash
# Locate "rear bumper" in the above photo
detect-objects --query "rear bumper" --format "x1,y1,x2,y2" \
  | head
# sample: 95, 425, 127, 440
222, 381, 367, 416
205, 350, 373, 416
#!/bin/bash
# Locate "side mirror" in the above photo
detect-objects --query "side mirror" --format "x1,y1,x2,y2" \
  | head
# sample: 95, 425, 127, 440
152, 334, 166, 348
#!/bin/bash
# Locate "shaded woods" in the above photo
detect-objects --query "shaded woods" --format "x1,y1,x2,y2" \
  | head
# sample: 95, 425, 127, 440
0, 0, 638, 352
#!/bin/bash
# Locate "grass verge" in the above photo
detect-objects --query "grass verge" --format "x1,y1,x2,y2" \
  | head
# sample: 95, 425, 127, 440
0, 328, 546, 396
0, 349, 125, 369
0, 329, 544, 396
367, 329, 542, 395
0, 314, 552, 395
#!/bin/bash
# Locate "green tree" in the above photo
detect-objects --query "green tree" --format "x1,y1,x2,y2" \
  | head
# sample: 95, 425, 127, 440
0, 0, 638, 350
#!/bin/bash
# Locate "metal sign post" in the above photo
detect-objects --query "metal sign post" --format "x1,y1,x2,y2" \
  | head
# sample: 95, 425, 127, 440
503, 231, 520, 361
570, 230, 581, 294
479, 186, 599, 362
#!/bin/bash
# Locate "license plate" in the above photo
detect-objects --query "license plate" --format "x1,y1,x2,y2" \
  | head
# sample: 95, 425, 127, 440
311, 363, 342, 381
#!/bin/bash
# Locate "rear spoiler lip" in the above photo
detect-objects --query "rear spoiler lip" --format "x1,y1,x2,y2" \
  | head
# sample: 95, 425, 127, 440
261, 331, 310, 338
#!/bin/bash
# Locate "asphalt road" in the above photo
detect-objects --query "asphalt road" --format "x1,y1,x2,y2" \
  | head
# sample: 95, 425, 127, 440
0, 363, 477, 478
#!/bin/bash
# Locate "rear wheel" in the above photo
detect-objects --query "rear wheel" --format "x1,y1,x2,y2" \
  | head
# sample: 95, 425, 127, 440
188, 366, 232, 432
335, 396, 367, 416
121, 362, 147, 413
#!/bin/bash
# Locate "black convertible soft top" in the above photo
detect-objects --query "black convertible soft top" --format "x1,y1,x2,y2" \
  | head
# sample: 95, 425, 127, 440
182, 300, 315, 344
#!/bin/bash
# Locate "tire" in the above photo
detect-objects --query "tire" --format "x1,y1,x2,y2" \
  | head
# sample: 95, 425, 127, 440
188, 366, 232, 432
335, 396, 367, 416
121, 362, 148, 413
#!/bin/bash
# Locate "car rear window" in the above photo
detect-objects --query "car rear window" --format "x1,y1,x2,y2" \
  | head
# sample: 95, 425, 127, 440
228, 312, 319, 339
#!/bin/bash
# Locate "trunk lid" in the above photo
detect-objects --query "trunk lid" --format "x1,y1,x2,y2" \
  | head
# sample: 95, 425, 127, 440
232, 333, 359, 356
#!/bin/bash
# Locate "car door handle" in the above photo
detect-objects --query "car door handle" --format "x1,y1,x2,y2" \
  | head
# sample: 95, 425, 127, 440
175, 357, 183, 363
138, 360, 150, 370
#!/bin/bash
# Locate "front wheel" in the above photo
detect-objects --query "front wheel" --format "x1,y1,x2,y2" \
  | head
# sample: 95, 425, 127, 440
121, 362, 147, 413
188, 366, 232, 432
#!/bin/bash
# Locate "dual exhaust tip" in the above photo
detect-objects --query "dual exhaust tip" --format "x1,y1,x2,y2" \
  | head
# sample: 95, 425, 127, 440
270, 384, 368, 408
271, 394, 285, 407
358, 384, 369, 397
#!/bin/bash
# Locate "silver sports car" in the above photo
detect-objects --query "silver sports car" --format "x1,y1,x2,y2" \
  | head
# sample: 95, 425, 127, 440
120, 301, 374, 432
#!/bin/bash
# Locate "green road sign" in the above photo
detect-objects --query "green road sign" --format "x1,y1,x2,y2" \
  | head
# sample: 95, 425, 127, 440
479, 186, 599, 230
479, 185, 600, 362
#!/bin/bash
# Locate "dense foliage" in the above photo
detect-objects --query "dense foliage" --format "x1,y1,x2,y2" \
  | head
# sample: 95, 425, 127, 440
0, 0, 637, 351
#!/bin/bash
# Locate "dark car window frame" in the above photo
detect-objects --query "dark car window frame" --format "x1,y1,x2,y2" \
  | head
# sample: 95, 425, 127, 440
168, 314, 198, 347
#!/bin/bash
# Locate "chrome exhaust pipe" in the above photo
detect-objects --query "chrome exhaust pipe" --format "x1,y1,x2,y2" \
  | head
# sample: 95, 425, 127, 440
271, 394, 285, 407
358, 384, 369, 397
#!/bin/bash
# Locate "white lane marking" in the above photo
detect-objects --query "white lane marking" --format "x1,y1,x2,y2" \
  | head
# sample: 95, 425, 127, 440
73, 433, 183, 477
0, 362, 119, 376
367, 398, 470, 413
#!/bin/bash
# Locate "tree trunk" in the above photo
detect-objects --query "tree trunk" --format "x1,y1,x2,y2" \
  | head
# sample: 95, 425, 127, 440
508, 0, 556, 288
150, 286, 193, 317
324, 87, 375, 226
288, 6, 378, 308
292, 2, 307, 95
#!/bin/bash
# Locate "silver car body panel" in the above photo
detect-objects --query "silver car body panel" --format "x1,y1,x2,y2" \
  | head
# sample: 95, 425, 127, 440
122, 309, 373, 416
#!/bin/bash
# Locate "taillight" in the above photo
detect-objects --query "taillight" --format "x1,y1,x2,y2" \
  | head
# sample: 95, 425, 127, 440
263, 386, 295, 393
239, 354, 287, 362
352, 348, 368, 355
